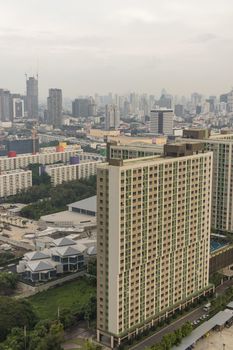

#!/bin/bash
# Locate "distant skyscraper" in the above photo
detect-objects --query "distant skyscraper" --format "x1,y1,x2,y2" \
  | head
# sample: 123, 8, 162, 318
12, 95, 24, 119
47, 89, 63, 127
72, 98, 91, 118
97, 142, 213, 347
105, 104, 120, 130
174, 104, 184, 117
26, 76, 38, 119
227, 89, 233, 113
159, 93, 172, 109
0, 89, 13, 122
150, 108, 174, 135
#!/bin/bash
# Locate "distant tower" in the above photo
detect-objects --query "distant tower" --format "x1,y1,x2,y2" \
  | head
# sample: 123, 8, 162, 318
26, 75, 38, 119
105, 104, 120, 130
47, 89, 63, 127
150, 108, 174, 135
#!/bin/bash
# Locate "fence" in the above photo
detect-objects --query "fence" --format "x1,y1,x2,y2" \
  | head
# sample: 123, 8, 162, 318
16, 270, 86, 298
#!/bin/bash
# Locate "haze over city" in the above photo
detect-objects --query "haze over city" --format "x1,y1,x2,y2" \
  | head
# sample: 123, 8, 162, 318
1, 0, 233, 97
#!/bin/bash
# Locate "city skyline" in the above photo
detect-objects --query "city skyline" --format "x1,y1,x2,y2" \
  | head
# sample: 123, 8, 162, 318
0, 0, 233, 97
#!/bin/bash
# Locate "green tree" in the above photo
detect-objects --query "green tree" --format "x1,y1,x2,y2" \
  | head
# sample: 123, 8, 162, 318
84, 340, 102, 350
59, 308, 76, 329
0, 328, 25, 350
181, 322, 193, 337
87, 258, 97, 276
33, 322, 64, 350
0, 297, 37, 341
0, 273, 18, 295
174, 328, 183, 345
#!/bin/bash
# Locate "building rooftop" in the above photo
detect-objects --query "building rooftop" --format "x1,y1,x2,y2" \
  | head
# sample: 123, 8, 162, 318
52, 237, 76, 247
173, 309, 233, 350
26, 260, 56, 272
40, 210, 96, 227
25, 251, 50, 261
68, 196, 97, 214
51, 244, 85, 257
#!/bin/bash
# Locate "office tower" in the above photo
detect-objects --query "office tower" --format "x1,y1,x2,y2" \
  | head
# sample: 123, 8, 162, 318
220, 93, 228, 104
97, 142, 213, 347
123, 100, 131, 118
208, 96, 217, 113
105, 104, 120, 130
227, 89, 233, 113
12, 95, 24, 119
0, 89, 13, 122
159, 94, 172, 109
150, 108, 174, 135
191, 93, 202, 108
174, 104, 184, 117
72, 98, 90, 118
130, 92, 137, 114
47, 89, 63, 127
26, 76, 38, 119
88, 97, 97, 117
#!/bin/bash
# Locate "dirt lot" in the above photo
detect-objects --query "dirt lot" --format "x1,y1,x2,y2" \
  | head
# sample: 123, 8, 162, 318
195, 327, 233, 349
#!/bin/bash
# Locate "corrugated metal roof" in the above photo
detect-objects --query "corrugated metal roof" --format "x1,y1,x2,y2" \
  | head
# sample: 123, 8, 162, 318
68, 196, 96, 213
173, 309, 233, 350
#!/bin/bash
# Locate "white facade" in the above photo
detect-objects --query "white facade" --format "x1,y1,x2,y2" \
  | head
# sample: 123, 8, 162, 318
150, 109, 174, 135
0, 169, 32, 198
46, 161, 101, 186
105, 104, 120, 130
0, 149, 78, 172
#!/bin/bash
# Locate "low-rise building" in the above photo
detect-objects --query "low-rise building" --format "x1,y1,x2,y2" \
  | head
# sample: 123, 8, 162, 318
17, 237, 86, 282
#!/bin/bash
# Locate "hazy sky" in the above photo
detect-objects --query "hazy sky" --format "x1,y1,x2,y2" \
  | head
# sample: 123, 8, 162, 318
0, 0, 233, 98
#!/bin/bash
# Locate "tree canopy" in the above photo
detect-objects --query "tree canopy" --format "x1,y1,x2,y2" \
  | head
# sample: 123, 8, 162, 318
0, 297, 37, 342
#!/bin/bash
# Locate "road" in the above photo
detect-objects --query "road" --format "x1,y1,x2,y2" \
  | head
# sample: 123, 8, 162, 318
130, 279, 233, 350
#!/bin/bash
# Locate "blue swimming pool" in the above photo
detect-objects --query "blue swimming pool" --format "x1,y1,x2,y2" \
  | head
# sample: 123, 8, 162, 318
210, 240, 228, 252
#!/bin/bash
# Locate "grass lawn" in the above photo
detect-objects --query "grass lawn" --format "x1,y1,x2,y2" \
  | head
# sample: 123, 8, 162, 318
28, 277, 96, 320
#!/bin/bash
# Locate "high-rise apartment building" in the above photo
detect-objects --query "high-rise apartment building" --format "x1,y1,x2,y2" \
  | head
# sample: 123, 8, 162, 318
72, 98, 95, 118
12, 94, 24, 119
150, 109, 174, 135
0, 169, 32, 198
183, 129, 233, 232
26, 76, 38, 119
47, 89, 63, 127
0, 89, 13, 122
97, 142, 213, 347
105, 104, 120, 130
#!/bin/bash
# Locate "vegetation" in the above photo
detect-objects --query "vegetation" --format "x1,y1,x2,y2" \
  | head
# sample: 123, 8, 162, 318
0, 297, 37, 341
83, 340, 102, 350
211, 286, 233, 313
28, 277, 96, 321
0, 273, 18, 295
0, 320, 64, 350
209, 272, 224, 287
28, 163, 51, 186
87, 258, 97, 276
9, 176, 96, 220
0, 252, 15, 266
141, 322, 193, 350
7, 183, 51, 204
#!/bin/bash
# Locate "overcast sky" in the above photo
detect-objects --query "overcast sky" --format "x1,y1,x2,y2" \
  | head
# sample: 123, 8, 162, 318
0, 0, 232, 98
